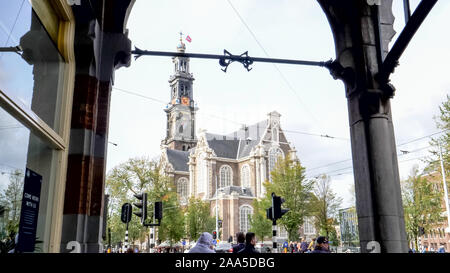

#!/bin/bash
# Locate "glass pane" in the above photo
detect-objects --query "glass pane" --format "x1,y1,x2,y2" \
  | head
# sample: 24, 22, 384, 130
0, 106, 56, 253
0, 2, 65, 134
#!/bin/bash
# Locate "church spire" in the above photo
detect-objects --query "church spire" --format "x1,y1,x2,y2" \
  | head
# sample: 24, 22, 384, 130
162, 34, 197, 151
177, 31, 186, 53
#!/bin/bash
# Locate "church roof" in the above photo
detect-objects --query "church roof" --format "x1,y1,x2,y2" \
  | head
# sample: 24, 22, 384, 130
206, 136, 240, 159
204, 120, 268, 159
226, 120, 268, 141
166, 149, 190, 172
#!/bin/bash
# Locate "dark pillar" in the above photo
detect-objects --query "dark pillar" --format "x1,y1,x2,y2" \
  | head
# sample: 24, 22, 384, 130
317, 0, 408, 253
60, 0, 134, 253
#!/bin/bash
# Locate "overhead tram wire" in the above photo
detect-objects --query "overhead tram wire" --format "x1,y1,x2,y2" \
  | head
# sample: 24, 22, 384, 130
284, 129, 349, 141
0, 0, 25, 60
112, 87, 348, 141
225, 0, 326, 130
307, 147, 432, 178
305, 130, 449, 175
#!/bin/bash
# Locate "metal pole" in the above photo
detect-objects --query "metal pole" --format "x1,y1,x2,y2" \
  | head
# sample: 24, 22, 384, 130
403, 0, 411, 23
216, 176, 219, 240
272, 221, 278, 253
132, 49, 329, 67
124, 222, 129, 251
438, 141, 450, 233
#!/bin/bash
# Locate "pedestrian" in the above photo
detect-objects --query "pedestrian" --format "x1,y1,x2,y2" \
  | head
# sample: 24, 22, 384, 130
290, 241, 295, 253
296, 241, 301, 253
311, 236, 331, 253
126, 247, 134, 253
188, 232, 216, 253
307, 237, 316, 252
283, 240, 289, 253
300, 238, 308, 253
238, 232, 259, 254
232, 232, 245, 253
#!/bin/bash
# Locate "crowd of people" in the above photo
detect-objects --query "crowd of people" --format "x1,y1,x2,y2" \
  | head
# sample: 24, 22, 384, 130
187, 232, 331, 254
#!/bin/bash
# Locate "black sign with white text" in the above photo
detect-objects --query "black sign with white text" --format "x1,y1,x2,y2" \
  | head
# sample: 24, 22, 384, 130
16, 168, 42, 253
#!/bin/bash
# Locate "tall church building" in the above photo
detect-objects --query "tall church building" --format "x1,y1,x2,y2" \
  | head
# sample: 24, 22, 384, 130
160, 38, 298, 241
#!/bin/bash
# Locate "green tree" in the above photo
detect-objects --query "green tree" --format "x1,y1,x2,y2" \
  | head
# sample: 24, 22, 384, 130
311, 174, 343, 238
0, 170, 24, 237
264, 156, 314, 241
158, 191, 185, 246
402, 166, 443, 250
428, 95, 450, 176
185, 197, 215, 242
249, 197, 272, 242
327, 220, 340, 247
105, 157, 170, 246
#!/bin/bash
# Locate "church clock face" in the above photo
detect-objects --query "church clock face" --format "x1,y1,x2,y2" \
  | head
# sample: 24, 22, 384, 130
181, 97, 190, 106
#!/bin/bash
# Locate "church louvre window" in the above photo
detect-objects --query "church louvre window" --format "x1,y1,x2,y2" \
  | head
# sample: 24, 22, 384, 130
241, 164, 250, 188
272, 127, 279, 143
239, 205, 253, 234
268, 147, 284, 182
177, 177, 188, 200
219, 165, 232, 188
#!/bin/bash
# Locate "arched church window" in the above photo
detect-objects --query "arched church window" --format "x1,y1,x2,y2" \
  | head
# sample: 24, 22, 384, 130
177, 177, 188, 200
268, 147, 284, 182
239, 205, 253, 234
241, 164, 250, 188
219, 165, 232, 188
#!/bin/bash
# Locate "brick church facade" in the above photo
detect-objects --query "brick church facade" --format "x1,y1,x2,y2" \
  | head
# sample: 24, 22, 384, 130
159, 38, 298, 241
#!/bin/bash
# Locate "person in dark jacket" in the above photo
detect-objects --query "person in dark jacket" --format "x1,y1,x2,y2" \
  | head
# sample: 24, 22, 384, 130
300, 238, 309, 253
311, 236, 331, 253
232, 232, 245, 253
238, 232, 259, 254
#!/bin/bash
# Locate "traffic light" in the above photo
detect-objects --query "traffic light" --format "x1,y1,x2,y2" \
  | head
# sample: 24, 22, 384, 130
154, 201, 163, 220
212, 231, 217, 240
271, 193, 289, 221
218, 220, 223, 228
266, 207, 273, 221
133, 193, 147, 224
419, 226, 425, 236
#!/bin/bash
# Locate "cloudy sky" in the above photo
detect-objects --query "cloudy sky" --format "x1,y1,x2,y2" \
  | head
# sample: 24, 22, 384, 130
107, 0, 450, 208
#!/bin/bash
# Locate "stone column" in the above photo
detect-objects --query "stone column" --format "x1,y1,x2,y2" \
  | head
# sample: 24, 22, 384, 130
318, 0, 408, 253
60, 0, 134, 253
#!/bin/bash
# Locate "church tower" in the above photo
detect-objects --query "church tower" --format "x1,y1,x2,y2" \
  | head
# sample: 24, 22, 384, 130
162, 35, 197, 151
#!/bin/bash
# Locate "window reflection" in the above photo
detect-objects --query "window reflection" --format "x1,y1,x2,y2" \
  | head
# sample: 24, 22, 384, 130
0, 3, 65, 133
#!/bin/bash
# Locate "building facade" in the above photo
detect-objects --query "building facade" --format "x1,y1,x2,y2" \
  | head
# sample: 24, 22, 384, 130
0, 0, 135, 253
339, 207, 359, 247
418, 170, 450, 252
160, 39, 298, 241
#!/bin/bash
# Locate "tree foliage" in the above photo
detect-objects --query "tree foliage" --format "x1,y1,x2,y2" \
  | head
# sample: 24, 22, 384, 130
157, 191, 185, 246
185, 197, 215, 242
310, 174, 343, 238
427, 95, 450, 183
105, 157, 172, 246
264, 156, 314, 241
0, 170, 24, 239
249, 197, 272, 242
402, 166, 443, 250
